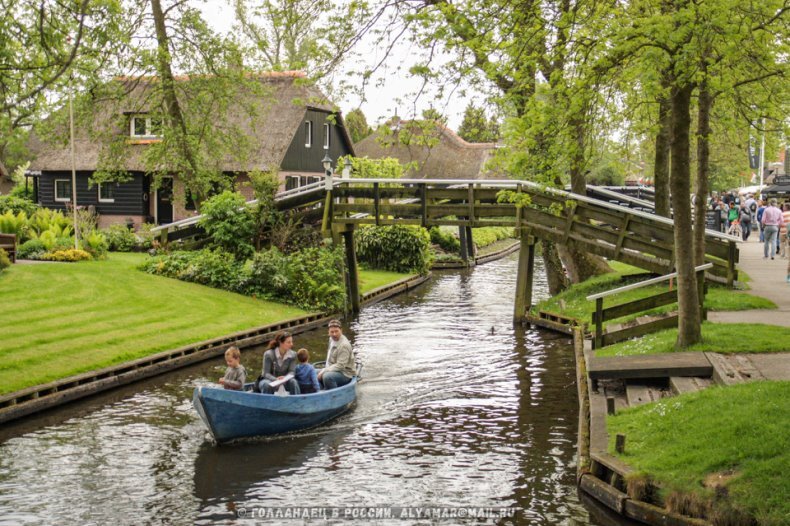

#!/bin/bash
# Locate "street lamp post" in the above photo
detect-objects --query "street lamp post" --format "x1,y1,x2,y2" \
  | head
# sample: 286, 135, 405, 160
342, 157, 352, 179
322, 154, 333, 190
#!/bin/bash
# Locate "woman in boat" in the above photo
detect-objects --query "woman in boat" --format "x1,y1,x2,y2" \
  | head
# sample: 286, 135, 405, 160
258, 331, 301, 395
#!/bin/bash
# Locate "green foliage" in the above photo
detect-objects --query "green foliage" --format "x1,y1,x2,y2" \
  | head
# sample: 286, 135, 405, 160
16, 239, 47, 260
0, 210, 29, 239
43, 249, 92, 262
429, 226, 460, 253
199, 191, 255, 261
103, 224, 138, 252
345, 108, 372, 143
0, 195, 38, 216
247, 246, 346, 312
0, 248, 10, 271
135, 223, 158, 250
140, 249, 246, 292
28, 209, 71, 236
472, 226, 515, 249
81, 231, 109, 259
457, 103, 500, 143
356, 225, 433, 275
340, 155, 406, 179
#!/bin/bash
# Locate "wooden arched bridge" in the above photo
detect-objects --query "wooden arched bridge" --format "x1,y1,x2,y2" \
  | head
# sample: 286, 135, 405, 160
153, 177, 739, 319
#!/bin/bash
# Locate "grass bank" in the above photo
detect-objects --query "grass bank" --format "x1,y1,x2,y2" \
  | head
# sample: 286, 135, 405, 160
0, 253, 412, 395
596, 322, 790, 357
608, 381, 790, 525
533, 262, 775, 328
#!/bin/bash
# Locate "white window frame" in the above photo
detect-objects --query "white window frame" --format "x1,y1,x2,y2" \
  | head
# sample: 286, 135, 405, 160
323, 123, 330, 149
130, 115, 162, 138
304, 121, 312, 147
98, 183, 115, 203
54, 179, 71, 202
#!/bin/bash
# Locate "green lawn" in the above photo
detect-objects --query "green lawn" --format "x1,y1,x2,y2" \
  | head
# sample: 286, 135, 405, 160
597, 322, 790, 357
0, 253, 411, 395
534, 262, 775, 327
358, 268, 415, 293
608, 381, 790, 525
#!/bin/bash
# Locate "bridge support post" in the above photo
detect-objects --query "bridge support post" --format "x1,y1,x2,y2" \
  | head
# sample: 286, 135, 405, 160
465, 226, 475, 260
342, 228, 361, 314
458, 225, 469, 263
514, 233, 535, 323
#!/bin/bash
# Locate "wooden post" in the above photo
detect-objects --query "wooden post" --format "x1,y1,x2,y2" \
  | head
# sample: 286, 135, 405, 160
458, 225, 469, 262
607, 397, 616, 416
321, 190, 333, 239
342, 229, 360, 313
727, 241, 737, 287
159, 228, 168, 248
697, 268, 707, 321
513, 233, 535, 323
465, 226, 475, 260
420, 183, 427, 228
615, 433, 626, 454
594, 298, 604, 350
374, 182, 380, 226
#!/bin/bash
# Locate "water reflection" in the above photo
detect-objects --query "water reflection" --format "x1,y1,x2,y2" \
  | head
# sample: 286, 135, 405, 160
0, 254, 602, 525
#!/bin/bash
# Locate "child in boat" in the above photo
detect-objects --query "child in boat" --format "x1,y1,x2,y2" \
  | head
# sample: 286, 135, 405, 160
219, 346, 246, 390
294, 348, 320, 394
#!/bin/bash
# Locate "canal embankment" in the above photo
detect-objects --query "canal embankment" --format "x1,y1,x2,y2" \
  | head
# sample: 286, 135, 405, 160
563, 241, 790, 525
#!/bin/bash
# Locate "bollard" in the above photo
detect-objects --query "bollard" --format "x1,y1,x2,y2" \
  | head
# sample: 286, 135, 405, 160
606, 396, 616, 415
615, 433, 626, 454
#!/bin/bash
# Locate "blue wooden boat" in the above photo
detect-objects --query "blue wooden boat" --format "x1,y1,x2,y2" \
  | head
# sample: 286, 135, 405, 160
193, 377, 358, 443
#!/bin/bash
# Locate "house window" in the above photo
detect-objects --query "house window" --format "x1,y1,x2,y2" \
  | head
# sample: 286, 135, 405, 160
130, 115, 162, 138
304, 121, 312, 147
323, 123, 330, 149
54, 179, 72, 202
286, 176, 299, 191
98, 183, 115, 203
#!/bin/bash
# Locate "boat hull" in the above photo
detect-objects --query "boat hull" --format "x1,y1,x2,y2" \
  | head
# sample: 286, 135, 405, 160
193, 379, 357, 443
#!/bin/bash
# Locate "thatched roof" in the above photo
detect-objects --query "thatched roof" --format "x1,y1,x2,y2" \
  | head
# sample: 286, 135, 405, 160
29, 71, 351, 173
354, 118, 498, 179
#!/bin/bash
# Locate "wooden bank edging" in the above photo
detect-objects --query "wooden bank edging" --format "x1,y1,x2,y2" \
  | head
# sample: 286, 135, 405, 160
572, 328, 710, 526
0, 273, 430, 425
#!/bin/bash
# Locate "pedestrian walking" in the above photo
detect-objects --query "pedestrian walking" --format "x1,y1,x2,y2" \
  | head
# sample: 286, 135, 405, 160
757, 200, 766, 242
761, 198, 784, 260
739, 201, 753, 241
781, 203, 790, 258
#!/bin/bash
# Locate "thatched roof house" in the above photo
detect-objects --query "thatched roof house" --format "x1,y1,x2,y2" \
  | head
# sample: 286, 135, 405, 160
28, 71, 354, 227
354, 118, 498, 179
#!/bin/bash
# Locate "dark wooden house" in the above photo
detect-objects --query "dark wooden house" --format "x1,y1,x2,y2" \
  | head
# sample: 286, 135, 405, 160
28, 71, 354, 227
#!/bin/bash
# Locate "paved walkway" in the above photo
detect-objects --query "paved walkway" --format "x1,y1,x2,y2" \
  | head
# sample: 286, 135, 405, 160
708, 238, 790, 327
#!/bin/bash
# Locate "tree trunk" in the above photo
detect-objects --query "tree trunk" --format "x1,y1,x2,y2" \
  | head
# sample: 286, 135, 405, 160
694, 76, 712, 266
669, 82, 701, 349
567, 116, 612, 281
654, 94, 672, 218
541, 239, 569, 295
150, 0, 201, 201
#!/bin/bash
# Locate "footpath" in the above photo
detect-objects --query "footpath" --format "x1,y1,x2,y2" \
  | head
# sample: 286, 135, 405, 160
578, 239, 790, 525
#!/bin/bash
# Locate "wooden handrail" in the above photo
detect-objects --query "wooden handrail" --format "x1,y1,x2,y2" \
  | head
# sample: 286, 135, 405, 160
586, 263, 713, 301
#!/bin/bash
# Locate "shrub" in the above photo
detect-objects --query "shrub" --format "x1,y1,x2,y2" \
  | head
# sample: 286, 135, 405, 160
135, 223, 158, 250
199, 191, 255, 261
356, 225, 433, 275
429, 226, 460, 253
104, 224, 137, 252
247, 246, 346, 312
0, 210, 29, 240
17, 239, 47, 260
28, 209, 71, 236
43, 249, 92, 262
140, 249, 245, 292
52, 237, 75, 252
0, 248, 10, 271
81, 231, 109, 259
472, 226, 516, 249
0, 195, 38, 216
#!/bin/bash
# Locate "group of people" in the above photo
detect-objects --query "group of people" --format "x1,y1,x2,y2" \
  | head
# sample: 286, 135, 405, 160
218, 319, 357, 394
710, 192, 790, 282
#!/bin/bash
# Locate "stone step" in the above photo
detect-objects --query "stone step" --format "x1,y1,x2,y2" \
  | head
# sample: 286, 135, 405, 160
706, 352, 766, 386
669, 376, 712, 395
589, 352, 713, 380
625, 382, 663, 407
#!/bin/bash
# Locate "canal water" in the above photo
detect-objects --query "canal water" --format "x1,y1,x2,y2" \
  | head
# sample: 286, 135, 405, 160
0, 254, 602, 525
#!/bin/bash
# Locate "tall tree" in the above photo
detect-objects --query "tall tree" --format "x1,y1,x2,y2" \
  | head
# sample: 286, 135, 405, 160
345, 108, 372, 143
457, 103, 499, 143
